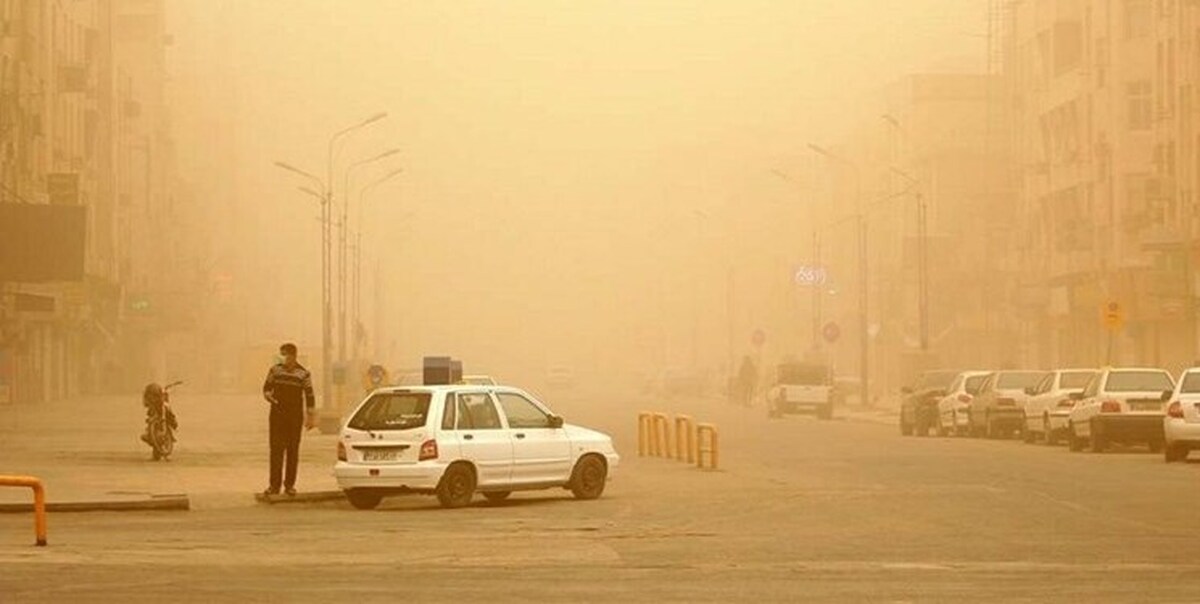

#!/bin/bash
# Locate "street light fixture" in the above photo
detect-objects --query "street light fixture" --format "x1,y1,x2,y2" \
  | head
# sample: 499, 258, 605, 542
809, 142, 870, 408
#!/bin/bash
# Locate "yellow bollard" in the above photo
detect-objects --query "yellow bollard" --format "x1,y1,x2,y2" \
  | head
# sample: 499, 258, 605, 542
696, 423, 719, 470
637, 412, 654, 457
0, 475, 47, 546
652, 412, 671, 458
674, 415, 696, 463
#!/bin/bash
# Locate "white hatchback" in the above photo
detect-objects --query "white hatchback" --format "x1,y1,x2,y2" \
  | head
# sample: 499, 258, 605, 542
1164, 368, 1200, 463
334, 385, 619, 509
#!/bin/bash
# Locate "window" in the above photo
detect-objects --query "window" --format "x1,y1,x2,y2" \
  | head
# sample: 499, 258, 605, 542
456, 393, 502, 430
496, 393, 552, 429
348, 392, 431, 431
947, 375, 964, 394
997, 372, 1046, 389
965, 375, 989, 395
1128, 80, 1153, 130
441, 393, 456, 430
1125, 0, 1152, 39
1180, 373, 1200, 393
1104, 371, 1174, 392
1060, 371, 1098, 390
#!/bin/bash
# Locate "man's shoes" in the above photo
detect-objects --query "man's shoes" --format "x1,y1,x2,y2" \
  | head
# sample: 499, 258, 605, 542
284, 487, 297, 497
263, 487, 280, 497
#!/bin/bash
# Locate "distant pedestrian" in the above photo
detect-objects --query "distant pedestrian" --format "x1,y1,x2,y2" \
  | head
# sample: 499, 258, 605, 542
736, 355, 758, 407
261, 342, 316, 497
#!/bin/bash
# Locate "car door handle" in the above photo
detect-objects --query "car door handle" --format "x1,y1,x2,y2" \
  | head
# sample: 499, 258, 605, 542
514, 433, 526, 439
463, 434, 474, 440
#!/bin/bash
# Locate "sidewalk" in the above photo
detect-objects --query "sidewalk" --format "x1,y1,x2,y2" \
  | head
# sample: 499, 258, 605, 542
0, 393, 340, 510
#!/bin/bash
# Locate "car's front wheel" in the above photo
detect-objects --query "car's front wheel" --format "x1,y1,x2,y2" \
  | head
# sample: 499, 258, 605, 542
1043, 416, 1058, 446
482, 491, 511, 503
345, 488, 383, 510
1068, 422, 1084, 452
436, 463, 477, 508
569, 455, 608, 500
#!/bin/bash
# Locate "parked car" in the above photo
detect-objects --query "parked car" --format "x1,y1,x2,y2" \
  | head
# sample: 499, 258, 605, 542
900, 370, 959, 436
1163, 367, 1200, 462
967, 370, 1047, 439
1021, 369, 1098, 444
334, 384, 619, 509
933, 371, 992, 436
768, 362, 834, 420
1066, 367, 1174, 453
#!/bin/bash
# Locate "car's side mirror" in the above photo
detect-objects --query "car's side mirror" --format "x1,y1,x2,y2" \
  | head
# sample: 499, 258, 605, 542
548, 415, 564, 429
1162, 390, 1174, 402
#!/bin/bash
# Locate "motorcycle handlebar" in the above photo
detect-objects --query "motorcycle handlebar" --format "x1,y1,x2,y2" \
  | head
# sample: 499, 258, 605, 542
163, 380, 184, 390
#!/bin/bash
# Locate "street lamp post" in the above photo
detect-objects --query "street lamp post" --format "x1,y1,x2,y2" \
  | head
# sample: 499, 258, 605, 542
809, 144, 868, 407
339, 148, 400, 370
771, 168, 823, 354
352, 167, 405, 361
883, 114, 931, 352
324, 113, 386, 409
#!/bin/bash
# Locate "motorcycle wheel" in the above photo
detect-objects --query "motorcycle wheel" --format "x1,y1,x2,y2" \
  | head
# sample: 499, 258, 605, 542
150, 421, 174, 460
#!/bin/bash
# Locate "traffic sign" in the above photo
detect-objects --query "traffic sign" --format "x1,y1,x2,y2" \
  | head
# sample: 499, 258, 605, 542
794, 265, 829, 287
1102, 301, 1124, 330
751, 329, 766, 348
821, 322, 841, 344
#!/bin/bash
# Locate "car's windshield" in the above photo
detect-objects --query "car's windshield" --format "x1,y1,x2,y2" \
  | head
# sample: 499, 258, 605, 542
1104, 371, 1173, 393
778, 364, 828, 385
348, 392, 432, 431
1179, 372, 1200, 393
1060, 371, 1097, 389
964, 375, 988, 394
996, 371, 1045, 389
917, 371, 958, 390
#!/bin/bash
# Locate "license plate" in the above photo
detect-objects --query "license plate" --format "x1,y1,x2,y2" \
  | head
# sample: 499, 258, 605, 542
362, 449, 398, 462
1131, 402, 1161, 412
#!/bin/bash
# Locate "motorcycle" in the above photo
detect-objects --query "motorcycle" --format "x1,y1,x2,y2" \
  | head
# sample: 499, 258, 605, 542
143, 380, 183, 461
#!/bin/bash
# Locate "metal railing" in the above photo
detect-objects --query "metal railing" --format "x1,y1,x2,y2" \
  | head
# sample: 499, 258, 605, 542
0, 475, 47, 546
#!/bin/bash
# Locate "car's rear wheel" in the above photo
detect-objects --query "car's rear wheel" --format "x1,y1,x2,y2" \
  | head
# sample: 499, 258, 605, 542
936, 413, 949, 437
1043, 416, 1058, 446
817, 404, 833, 421
345, 488, 383, 510
436, 463, 477, 508
483, 491, 511, 503
1089, 419, 1107, 453
1164, 442, 1188, 463
569, 455, 608, 500
1068, 423, 1084, 452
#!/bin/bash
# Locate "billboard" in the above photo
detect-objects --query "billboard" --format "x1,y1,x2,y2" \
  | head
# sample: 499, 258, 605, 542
0, 204, 87, 282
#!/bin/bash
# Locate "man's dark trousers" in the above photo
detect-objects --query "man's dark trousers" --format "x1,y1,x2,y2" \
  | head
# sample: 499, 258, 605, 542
269, 407, 304, 491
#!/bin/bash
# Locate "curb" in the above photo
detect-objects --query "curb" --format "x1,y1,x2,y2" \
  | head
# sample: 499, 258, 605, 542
255, 490, 344, 505
0, 493, 190, 513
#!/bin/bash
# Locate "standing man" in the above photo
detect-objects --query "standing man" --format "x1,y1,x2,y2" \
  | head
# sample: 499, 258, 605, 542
262, 342, 317, 496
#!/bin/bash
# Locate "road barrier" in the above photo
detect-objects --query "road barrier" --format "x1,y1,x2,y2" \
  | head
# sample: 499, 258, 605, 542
653, 412, 671, 458
674, 414, 696, 463
0, 475, 47, 546
696, 423, 719, 470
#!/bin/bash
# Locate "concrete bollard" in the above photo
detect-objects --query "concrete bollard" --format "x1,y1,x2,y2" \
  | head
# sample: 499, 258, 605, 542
674, 414, 696, 463
696, 423, 719, 470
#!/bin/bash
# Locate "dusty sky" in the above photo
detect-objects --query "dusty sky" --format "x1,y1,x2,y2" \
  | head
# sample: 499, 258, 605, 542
167, 1, 985, 386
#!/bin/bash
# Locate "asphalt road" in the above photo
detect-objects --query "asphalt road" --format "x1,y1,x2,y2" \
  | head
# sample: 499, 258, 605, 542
4, 399, 1200, 602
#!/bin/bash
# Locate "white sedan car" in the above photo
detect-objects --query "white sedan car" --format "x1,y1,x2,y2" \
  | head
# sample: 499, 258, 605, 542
334, 385, 620, 509
935, 370, 991, 436
1067, 367, 1174, 453
1021, 369, 1098, 445
1164, 367, 1200, 462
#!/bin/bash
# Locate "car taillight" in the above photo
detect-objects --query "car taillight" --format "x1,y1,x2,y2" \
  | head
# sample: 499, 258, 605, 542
957, 394, 972, 403
1167, 401, 1185, 419
1100, 400, 1122, 413
418, 439, 438, 461
337, 440, 347, 462
1056, 398, 1075, 408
